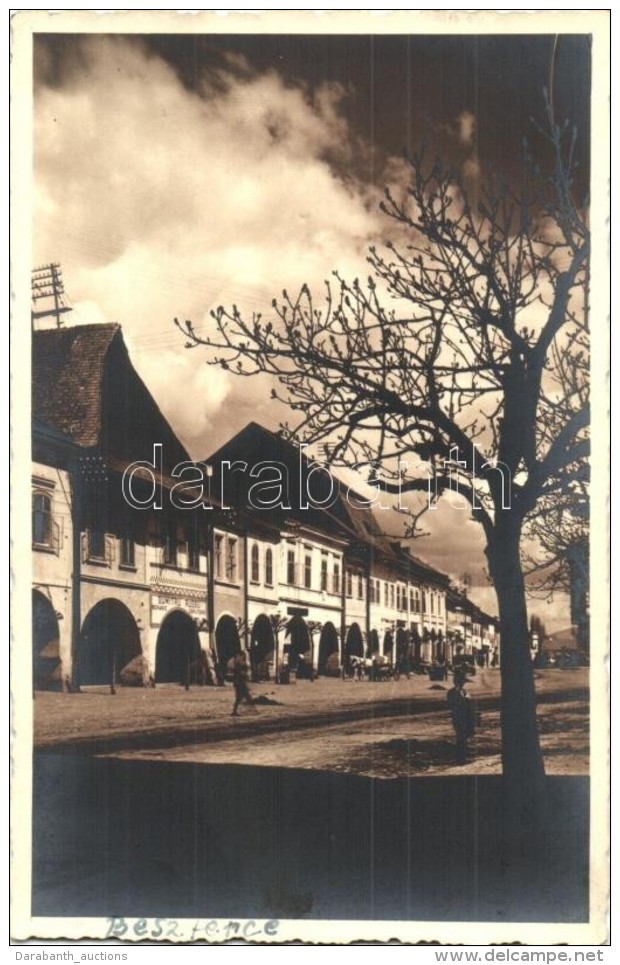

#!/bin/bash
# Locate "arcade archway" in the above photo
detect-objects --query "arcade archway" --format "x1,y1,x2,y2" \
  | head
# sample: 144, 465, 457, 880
318, 622, 339, 675
421, 629, 433, 664
411, 626, 422, 663
396, 627, 409, 670
250, 614, 275, 680
33, 590, 62, 691
383, 630, 394, 660
430, 628, 438, 661
285, 616, 310, 671
155, 610, 201, 685
344, 622, 364, 660
436, 630, 445, 661
80, 599, 142, 687
215, 615, 241, 676
367, 628, 380, 657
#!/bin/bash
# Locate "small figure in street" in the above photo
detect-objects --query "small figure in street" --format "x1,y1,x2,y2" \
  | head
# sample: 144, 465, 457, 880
231, 651, 253, 716
446, 670, 476, 764
297, 652, 315, 681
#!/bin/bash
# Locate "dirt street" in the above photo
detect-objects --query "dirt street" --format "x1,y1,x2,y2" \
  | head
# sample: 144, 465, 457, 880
31, 668, 590, 920
33, 668, 589, 777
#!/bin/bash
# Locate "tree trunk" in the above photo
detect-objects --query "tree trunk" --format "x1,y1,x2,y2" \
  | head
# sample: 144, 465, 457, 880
487, 520, 553, 911
487, 520, 546, 805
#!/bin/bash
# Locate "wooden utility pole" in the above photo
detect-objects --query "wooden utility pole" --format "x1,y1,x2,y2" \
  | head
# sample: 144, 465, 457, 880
31, 263, 72, 328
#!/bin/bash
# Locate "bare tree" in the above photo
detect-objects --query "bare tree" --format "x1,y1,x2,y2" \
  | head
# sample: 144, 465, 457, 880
524, 495, 589, 653
177, 113, 589, 797
522, 263, 590, 652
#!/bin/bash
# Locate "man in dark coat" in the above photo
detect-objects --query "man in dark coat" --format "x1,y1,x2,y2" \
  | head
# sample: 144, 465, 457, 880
231, 651, 253, 716
446, 670, 476, 763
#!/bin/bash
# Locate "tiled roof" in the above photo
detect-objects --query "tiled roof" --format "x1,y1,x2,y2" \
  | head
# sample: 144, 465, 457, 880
32, 323, 190, 476
32, 324, 121, 447
205, 420, 453, 586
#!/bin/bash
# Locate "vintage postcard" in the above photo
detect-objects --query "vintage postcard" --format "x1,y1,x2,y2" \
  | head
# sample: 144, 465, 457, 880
11, 9, 610, 946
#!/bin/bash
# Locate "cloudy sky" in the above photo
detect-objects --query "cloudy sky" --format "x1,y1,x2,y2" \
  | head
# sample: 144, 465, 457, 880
32, 28, 591, 627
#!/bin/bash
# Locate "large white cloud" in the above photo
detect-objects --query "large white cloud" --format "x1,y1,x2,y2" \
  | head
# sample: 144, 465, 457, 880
34, 36, 383, 453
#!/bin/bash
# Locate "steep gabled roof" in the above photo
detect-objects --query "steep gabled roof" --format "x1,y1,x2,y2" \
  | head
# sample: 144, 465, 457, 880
33, 324, 120, 448
387, 542, 452, 588
32, 324, 190, 476
205, 420, 452, 586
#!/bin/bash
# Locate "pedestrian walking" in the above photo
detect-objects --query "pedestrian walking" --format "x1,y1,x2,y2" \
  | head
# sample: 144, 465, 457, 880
231, 651, 253, 716
446, 670, 476, 763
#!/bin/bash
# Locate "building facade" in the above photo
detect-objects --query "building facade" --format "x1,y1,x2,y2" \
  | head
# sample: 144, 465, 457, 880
32, 323, 498, 691
33, 324, 217, 690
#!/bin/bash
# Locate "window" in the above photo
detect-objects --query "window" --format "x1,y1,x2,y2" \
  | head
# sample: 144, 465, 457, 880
88, 529, 106, 561
251, 543, 260, 583
430, 593, 435, 615
390, 585, 395, 609
265, 548, 274, 586
321, 557, 328, 592
346, 571, 353, 598
287, 549, 296, 585
32, 492, 52, 547
369, 580, 375, 604
225, 537, 237, 582
357, 574, 363, 600
120, 537, 135, 568
184, 520, 200, 572
384, 582, 389, 606
333, 563, 340, 595
163, 522, 178, 566
304, 550, 312, 590
187, 532, 200, 572
215, 534, 223, 578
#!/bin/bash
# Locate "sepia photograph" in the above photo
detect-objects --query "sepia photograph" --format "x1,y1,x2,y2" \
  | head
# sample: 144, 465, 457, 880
11, 10, 609, 945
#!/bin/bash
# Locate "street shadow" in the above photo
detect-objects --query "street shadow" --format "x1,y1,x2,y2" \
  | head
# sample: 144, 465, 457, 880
32, 753, 589, 923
